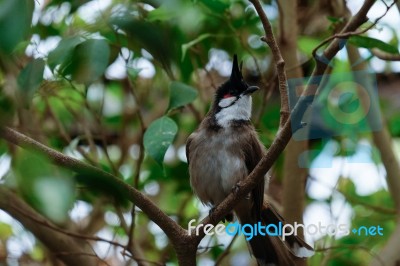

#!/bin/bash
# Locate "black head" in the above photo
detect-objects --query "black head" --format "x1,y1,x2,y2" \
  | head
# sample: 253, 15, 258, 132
214, 54, 259, 109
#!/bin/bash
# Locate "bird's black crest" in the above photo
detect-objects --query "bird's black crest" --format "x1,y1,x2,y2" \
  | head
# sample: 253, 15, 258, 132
230, 54, 243, 82
214, 54, 249, 102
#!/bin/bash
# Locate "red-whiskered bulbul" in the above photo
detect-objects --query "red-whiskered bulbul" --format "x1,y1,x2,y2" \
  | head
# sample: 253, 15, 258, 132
186, 55, 314, 265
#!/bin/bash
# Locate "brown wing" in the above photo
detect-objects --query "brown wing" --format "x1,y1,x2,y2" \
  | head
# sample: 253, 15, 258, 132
243, 130, 266, 220
186, 133, 195, 165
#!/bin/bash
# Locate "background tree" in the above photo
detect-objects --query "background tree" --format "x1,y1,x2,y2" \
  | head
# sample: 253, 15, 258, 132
0, 0, 400, 265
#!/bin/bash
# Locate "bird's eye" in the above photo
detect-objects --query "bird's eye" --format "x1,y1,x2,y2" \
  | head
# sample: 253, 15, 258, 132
223, 93, 233, 98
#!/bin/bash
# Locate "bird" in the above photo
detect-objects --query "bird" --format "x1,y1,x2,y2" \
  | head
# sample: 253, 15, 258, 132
186, 54, 314, 265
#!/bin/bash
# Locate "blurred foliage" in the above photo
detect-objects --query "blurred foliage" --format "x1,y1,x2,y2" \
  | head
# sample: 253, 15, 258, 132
0, 0, 399, 265
13, 151, 75, 224
0, 0, 33, 53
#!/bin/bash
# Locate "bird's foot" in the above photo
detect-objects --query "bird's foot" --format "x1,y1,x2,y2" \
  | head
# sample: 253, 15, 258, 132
232, 182, 250, 200
231, 183, 241, 194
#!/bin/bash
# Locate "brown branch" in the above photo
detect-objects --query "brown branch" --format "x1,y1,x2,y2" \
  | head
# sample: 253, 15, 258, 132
338, 189, 397, 215
278, 0, 308, 251
125, 78, 148, 266
249, 0, 290, 127
312, 0, 396, 76
120, 250, 166, 266
0, 186, 99, 266
370, 220, 400, 266
0, 127, 187, 245
371, 48, 400, 61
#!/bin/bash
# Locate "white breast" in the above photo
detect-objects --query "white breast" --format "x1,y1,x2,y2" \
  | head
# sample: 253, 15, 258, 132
189, 128, 248, 206
219, 149, 244, 192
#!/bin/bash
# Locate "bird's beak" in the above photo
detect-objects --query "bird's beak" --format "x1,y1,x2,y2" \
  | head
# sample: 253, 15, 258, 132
242, 86, 259, 95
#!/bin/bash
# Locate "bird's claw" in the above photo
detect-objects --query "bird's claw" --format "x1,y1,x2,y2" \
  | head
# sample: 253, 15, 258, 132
232, 183, 241, 194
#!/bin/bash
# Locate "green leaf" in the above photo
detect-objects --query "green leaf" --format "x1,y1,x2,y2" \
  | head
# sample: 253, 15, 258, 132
199, 0, 229, 13
181, 33, 212, 61
111, 17, 173, 74
0, 0, 33, 53
17, 58, 45, 105
144, 116, 178, 165
17, 58, 45, 92
68, 39, 110, 84
349, 35, 399, 54
48, 36, 83, 70
168, 81, 198, 111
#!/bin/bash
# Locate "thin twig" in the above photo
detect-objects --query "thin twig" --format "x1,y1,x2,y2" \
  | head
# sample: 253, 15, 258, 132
187, 103, 202, 124
315, 245, 385, 266
312, 0, 397, 59
215, 234, 238, 266
249, 0, 290, 127
8, 202, 127, 250
371, 48, 400, 61
254, 73, 277, 128
55, 252, 111, 266
124, 76, 148, 266
44, 98, 97, 165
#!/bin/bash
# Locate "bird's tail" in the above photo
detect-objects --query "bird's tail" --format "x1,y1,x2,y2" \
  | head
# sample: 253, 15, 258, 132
236, 203, 314, 266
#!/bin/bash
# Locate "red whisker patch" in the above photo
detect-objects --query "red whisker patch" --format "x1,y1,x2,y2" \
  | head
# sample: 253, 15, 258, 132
223, 93, 233, 98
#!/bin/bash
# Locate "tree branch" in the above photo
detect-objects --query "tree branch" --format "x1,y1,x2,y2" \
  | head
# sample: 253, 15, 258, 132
311, 0, 392, 77
278, 0, 308, 256
0, 127, 187, 245
0, 186, 99, 266
371, 48, 400, 61
249, 0, 290, 127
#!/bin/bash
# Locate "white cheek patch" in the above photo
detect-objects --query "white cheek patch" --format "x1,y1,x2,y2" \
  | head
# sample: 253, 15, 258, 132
215, 95, 252, 128
218, 97, 237, 108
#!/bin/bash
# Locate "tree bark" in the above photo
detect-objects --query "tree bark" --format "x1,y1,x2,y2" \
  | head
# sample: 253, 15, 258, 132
0, 186, 99, 266
278, 0, 308, 243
